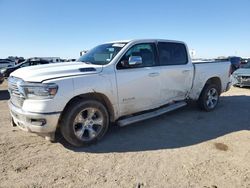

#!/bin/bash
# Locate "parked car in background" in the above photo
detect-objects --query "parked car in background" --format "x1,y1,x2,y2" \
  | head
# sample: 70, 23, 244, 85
0, 58, 50, 78
232, 60, 250, 87
0, 72, 4, 84
15, 58, 25, 64
7, 56, 25, 65
40, 57, 61, 63
80, 50, 88, 56
0, 59, 15, 69
66, 59, 76, 62
229, 56, 241, 74
240, 58, 250, 66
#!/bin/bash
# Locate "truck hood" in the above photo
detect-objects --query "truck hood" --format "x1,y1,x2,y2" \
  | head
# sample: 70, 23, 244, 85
10, 62, 103, 82
234, 68, 250, 76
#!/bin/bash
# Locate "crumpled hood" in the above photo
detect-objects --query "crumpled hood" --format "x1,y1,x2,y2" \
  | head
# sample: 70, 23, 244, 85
233, 68, 250, 76
10, 62, 103, 82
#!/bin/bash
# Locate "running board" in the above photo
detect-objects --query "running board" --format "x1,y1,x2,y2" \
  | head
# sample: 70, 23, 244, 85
117, 101, 187, 127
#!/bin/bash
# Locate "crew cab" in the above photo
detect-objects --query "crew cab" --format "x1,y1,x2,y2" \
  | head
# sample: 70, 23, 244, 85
8, 39, 231, 147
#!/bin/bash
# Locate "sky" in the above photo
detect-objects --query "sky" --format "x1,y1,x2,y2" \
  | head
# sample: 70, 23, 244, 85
0, 0, 249, 59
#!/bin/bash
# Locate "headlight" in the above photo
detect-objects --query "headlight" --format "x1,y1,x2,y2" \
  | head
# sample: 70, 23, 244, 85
19, 82, 58, 99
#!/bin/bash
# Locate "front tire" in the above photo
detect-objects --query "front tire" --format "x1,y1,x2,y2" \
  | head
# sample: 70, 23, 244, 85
198, 84, 220, 111
60, 100, 109, 147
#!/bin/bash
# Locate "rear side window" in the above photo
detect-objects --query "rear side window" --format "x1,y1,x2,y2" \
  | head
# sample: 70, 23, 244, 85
158, 42, 188, 65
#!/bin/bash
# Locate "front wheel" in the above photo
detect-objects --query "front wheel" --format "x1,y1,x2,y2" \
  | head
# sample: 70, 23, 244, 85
60, 100, 109, 147
198, 84, 220, 111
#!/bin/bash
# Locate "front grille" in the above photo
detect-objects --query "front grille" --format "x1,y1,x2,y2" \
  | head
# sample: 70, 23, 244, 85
241, 76, 250, 81
234, 76, 241, 83
8, 76, 25, 108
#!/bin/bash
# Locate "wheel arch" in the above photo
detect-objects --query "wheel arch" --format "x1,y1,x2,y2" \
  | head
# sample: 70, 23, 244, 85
198, 77, 221, 111
203, 77, 222, 94
59, 92, 115, 124
197, 76, 222, 101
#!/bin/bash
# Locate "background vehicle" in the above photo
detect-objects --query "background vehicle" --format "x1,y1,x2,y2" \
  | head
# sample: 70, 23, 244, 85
80, 50, 88, 56
66, 59, 76, 62
1, 58, 50, 77
39, 57, 61, 63
15, 57, 25, 64
232, 60, 250, 87
0, 72, 4, 84
0, 59, 15, 68
229, 56, 241, 74
7, 39, 231, 147
240, 58, 250, 66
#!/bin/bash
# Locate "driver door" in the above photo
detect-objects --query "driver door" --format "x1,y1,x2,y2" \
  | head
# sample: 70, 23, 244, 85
115, 43, 162, 116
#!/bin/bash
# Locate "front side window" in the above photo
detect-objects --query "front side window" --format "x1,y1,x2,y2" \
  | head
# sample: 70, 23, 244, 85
117, 43, 156, 69
78, 43, 127, 65
158, 42, 188, 65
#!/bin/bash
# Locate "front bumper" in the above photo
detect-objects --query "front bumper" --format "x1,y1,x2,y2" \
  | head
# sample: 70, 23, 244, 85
233, 76, 250, 87
8, 101, 61, 133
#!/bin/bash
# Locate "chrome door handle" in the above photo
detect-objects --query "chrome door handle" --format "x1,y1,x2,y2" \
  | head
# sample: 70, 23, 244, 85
182, 70, 190, 73
148, 72, 160, 77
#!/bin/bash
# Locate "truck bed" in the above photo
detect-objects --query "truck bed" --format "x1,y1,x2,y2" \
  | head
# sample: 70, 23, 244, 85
188, 60, 231, 100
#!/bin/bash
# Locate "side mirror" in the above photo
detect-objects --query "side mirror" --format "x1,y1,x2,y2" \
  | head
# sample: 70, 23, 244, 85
128, 56, 142, 66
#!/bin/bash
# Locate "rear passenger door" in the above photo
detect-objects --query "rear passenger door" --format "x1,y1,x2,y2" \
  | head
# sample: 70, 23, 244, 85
157, 42, 193, 103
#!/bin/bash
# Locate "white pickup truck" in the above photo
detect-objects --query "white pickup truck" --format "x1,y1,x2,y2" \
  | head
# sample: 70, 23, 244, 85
8, 39, 231, 147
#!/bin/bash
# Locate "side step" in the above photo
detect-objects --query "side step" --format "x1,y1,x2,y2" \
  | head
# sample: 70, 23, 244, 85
117, 101, 187, 127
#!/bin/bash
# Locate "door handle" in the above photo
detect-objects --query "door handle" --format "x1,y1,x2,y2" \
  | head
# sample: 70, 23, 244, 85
148, 72, 160, 77
182, 70, 190, 73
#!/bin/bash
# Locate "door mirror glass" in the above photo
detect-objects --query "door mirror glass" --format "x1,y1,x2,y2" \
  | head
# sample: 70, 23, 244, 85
128, 56, 142, 66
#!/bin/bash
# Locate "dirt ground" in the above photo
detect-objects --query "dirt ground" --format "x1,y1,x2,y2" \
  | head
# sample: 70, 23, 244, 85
0, 80, 249, 188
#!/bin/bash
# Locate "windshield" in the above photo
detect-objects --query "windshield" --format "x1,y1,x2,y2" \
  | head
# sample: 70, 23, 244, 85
77, 43, 127, 65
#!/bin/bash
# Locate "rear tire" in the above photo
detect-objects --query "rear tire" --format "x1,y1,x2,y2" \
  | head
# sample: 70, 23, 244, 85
198, 84, 220, 111
60, 100, 109, 147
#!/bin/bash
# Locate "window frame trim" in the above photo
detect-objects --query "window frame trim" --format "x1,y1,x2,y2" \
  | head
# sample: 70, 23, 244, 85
156, 41, 189, 66
116, 42, 160, 70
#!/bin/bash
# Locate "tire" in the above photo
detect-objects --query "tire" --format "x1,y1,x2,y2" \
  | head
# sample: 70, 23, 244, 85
60, 100, 109, 147
198, 84, 220, 111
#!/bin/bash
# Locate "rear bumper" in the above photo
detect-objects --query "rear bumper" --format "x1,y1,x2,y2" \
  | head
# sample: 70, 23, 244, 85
225, 82, 231, 91
8, 101, 60, 134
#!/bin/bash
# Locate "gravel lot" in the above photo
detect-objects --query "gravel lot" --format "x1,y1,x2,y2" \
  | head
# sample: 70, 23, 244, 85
0, 80, 249, 188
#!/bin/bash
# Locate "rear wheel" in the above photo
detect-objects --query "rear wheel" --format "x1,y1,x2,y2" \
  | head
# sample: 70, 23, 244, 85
60, 100, 109, 147
198, 84, 220, 111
